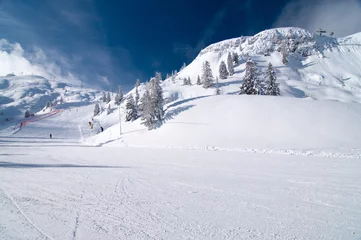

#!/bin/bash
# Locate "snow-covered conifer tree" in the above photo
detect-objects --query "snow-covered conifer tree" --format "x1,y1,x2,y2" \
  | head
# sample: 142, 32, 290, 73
197, 75, 201, 85
102, 92, 107, 102
155, 72, 162, 82
202, 61, 214, 88
125, 95, 138, 121
183, 77, 188, 86
265, 63, 280, 96
239, 58, 260, 95
180, 62, 186, 71
140, 88, 154, 130
114, 87, 123, 105
227, 52, 234, 75
232, 52, 239, 65
187, 77, 192, 85
94, 103, 100, 116
219, 61, 229, 79
149, 77, 164, 122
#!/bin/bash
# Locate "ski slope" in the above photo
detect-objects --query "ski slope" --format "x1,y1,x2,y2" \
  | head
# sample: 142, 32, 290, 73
1, 144, 361, 240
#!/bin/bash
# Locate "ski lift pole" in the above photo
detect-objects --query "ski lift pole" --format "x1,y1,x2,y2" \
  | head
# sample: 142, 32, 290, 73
118, 105, 122, 135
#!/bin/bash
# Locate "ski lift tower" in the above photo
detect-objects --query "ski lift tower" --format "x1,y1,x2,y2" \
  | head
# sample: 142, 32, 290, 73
316, 28, 327, 36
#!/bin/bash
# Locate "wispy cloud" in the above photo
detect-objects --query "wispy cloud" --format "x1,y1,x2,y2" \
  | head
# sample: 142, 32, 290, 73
274, 0, 361, 37
0, 0, 139, 89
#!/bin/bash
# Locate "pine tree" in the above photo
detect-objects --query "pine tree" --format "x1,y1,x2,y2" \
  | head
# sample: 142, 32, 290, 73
140, 88, 154, 130
106, 92, 111, 103
59, 97, 63, 104
180, 62, 186, 71
219, 60, 229, 79
197, 75, 201, 85
114, 87, 123, 105
227, 52, 234, 76
201, 61, 214, 88
265, 63, 280, 96
183, 77, 188, 86
187, 77, 192, 85
102, 92, 107, 102
155, 72, 162, 82
232, 52, 239, 65
149, 77, 164, 122
166, 73, 170, 79
107, 104, 111, 115
125, 95, 138, 121
94, 103, 100, 116
239, 58, 260, 95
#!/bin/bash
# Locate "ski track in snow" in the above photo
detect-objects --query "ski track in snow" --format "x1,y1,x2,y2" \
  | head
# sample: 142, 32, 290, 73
0, 184, 54, 240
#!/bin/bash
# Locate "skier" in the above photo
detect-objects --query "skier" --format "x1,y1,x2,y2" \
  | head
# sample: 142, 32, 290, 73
100, 126, 104, 132
50, 133, 52, 139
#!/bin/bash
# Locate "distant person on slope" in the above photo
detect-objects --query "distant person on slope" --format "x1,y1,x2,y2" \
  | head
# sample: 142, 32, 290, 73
50, 134, 52, 139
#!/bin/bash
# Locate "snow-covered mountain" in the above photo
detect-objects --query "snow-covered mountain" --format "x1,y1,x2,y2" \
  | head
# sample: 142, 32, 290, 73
0, 75, 102, 123
156, 27, 361, 103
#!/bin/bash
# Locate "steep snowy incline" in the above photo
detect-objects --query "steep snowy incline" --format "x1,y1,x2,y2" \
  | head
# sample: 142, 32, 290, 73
88, 95, 361, 152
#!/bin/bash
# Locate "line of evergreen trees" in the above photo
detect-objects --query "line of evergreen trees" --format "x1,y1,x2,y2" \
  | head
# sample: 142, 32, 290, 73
240, 58, 280, 96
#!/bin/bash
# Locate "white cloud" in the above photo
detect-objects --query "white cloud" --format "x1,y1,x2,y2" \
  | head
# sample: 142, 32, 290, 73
274, 0, 361, 37
0, 39, 79, 84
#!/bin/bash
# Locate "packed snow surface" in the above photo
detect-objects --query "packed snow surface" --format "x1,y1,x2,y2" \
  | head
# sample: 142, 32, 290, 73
1, 144, 361, 240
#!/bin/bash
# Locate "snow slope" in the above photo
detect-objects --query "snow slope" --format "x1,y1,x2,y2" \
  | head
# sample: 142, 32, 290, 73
1, 144, 361, 240
88, 95, 361, 153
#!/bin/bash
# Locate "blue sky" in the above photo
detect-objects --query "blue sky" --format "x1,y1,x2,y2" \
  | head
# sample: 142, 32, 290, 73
0, 0, 361, 90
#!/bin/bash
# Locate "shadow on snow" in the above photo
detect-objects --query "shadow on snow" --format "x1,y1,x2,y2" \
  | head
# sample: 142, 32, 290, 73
0, 161, 128, 169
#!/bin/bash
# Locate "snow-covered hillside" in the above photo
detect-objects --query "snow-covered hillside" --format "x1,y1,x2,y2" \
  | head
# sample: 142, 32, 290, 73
0, 75, 105, 131
88, 95, 361, 154
158, 27, 361, 103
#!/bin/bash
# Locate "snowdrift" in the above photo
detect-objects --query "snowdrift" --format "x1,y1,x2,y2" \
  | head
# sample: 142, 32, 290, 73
88, 95, 361, 150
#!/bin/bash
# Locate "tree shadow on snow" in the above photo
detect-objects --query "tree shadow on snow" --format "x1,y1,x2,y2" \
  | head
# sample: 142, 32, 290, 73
0, 161, 128, 169
164, 105, 195, 122
165, 95, 210, 111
